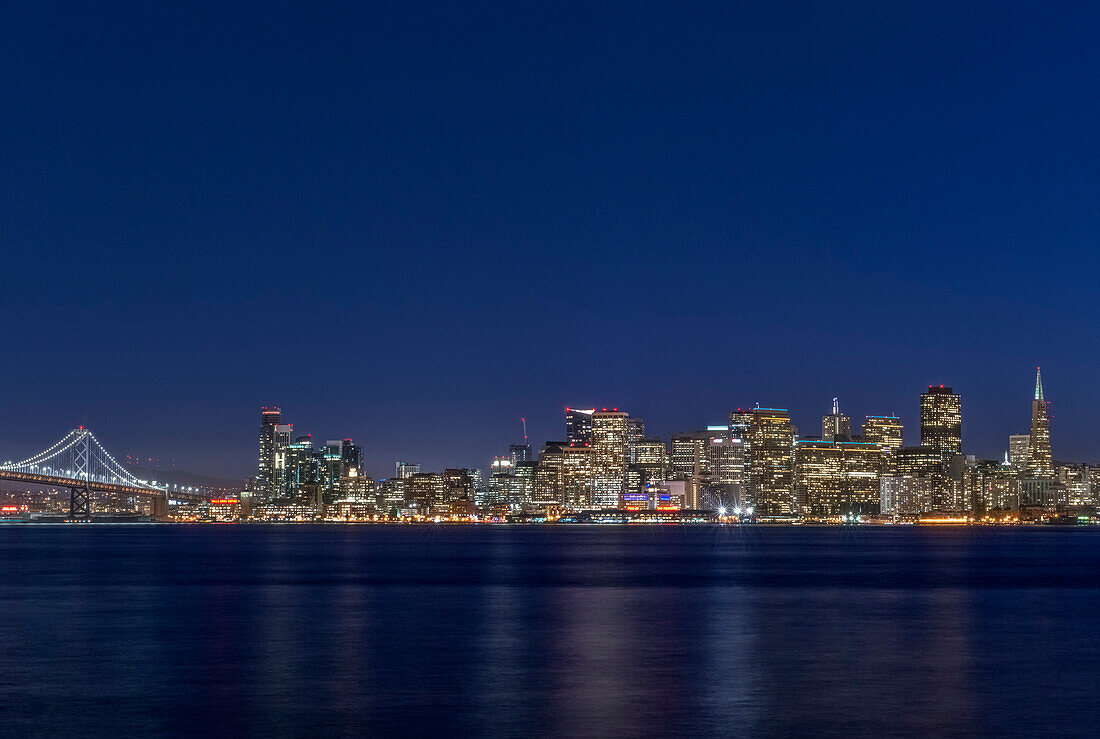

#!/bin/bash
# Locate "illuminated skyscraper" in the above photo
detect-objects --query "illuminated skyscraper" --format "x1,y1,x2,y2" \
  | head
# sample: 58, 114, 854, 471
565, 408, 595, 445
821, 398, 851, 441
533, 441, 566, 505
282, 435, 321, 502
863, 416, 903, 453
748, 407, 795, 515
1025, 368, 1054, 478
1008, 434, 1030, 471
670, 430, 711, 508
562, 443, 592, 508
257, 407, 288, 501
591, 410, 629, 508
795, 440, 883, 516
920, 385, 962, 457
406, 472, 445, 514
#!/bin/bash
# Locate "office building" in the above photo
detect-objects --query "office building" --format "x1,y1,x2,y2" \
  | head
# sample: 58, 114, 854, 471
1009, 434, 1030, 471
533, 441, 566, 505
748, 407, 795, 515
631, 438, 669, 484
257, 407, 283, 500
443, 468, 473, 508
863, 416, 903, 453
591, 410, 630, 508
562, 443, 592, 508
565, 408, 595, 445
406, 472, 445, 514
965, 459, 1020, 513
795, 440, 883, 516
821, 398, 851, 441
880, 476, 933, 517
376, 478, 406, 515
920, 385, 962, 457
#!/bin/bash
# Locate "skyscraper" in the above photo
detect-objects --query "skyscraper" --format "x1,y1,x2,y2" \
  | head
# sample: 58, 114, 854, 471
257, 407, 283, 500
821, 398, 851, 441
795, 439, 883, 515
1008, 434, 1030, 471
863, 416, 903, 453
748, 407, 795, 515
591, 410, 629, 508
920, 385, 962, 457
565, 408, 595, 445
562, 443, 592, 508
1025, 367, 1054, 478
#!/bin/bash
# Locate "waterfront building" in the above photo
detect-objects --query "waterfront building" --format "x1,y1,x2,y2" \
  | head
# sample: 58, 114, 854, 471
964, 459, 1020, 513
920, 385, 962, 458
376, 478, 406, 516
339, 468, 375, 503
645, 480, 687, 509
880, 476, 933, 517
795, 440, 883, 515
748, 407, 795, 515
1056, 463, 1093, 507
443, 468, 473, 508
890, 445, 955, 513
406, 472, 445, 515
487, 472, 527, 508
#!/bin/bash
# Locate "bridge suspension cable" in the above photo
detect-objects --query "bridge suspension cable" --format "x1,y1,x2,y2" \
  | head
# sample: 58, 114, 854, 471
0, 428, 166, 491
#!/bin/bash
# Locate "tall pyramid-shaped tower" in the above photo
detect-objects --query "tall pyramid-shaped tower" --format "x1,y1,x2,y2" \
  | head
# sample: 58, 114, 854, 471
1025, 367, 1054, 478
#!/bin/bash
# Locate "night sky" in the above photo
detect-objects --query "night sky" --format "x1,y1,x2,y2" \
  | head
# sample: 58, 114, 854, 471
2, 2, 1098, 480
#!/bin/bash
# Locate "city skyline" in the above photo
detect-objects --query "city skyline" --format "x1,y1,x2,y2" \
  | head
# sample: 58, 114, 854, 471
0, 367, 1088, 483
251, 367, 1074, 484
227, 364, 1091, 521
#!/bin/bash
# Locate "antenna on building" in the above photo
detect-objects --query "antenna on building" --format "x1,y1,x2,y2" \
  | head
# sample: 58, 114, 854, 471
521, 417, 528, 443
832, 397, 839, 415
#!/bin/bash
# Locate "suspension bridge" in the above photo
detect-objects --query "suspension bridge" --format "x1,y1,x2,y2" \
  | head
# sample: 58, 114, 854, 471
0, 428, 216, 520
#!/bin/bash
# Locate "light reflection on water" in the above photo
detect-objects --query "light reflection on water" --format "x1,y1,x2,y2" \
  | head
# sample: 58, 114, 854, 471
1, 524, 1098, 736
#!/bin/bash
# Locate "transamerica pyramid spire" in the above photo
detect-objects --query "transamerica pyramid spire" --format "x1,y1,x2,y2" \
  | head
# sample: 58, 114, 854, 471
1026, 367, 1053, 478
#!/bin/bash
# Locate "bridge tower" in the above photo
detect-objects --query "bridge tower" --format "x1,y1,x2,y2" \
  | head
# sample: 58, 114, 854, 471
69, 429, 91, 521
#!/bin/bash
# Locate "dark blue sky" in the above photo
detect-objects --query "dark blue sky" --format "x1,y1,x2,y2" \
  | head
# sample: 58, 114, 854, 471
2, 1, 1098, 479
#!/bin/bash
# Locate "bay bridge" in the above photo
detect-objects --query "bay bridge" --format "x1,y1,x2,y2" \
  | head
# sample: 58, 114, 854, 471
0, 428, 218, 520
